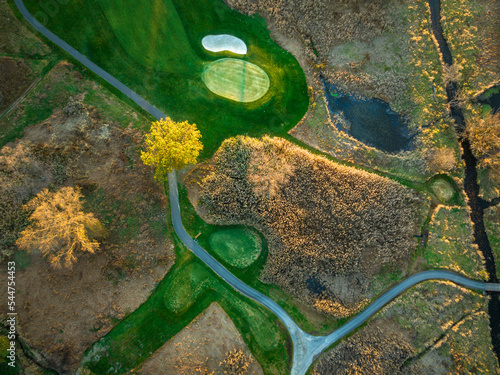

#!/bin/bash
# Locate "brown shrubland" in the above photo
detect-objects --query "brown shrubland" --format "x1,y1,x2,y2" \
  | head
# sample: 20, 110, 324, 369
423, 146, 458, 174
224, 0, 391, 60
312, 321, 413, 374
197, 136, 425, 316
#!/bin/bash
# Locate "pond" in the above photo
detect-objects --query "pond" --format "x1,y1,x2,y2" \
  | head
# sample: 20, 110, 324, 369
323, 81, 415, 153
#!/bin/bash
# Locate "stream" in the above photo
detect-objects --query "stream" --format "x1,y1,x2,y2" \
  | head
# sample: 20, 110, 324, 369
428, 0, 500, 363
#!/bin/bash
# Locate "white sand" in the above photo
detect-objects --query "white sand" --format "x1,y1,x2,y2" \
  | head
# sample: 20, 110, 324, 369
202, 34, 247, 55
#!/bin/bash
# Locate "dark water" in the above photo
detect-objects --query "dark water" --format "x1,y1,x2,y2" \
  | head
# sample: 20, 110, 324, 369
323, 82, 414, 153
428, 0, 453, 65
428, 0, 500, 365
306, 276, 326, 295
478, 86, 500, 113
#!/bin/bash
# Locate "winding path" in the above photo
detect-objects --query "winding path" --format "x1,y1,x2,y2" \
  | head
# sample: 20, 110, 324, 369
13, 0, 500, 373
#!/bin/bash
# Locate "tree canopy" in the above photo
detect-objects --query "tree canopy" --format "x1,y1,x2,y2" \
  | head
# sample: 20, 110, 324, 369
141, 117, 203, 183
16, 186, 105, 269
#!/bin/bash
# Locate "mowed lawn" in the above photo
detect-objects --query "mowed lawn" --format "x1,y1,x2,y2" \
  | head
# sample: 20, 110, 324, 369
203, 58, 270, 102
209, 228, 263, 268
22, 0, 309, 157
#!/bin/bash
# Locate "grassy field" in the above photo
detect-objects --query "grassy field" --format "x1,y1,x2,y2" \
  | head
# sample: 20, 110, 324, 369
81, 239, 290, 375
98, 0, 200, 74
426, 174, 461, 205
380, 281, 496, 372
484, 206, 500, 277
441, 0, 500, 97
313, 280, 497, 374
202, 58, 270, 102
423, 206, 487, 280
209, 228, 263, 268
21, 0, 309, 157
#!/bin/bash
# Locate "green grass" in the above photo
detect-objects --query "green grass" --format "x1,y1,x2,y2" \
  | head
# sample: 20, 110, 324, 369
424, 206, 487, 279
209, 228, 262, 268
430, 179, 454, 202
81, 238, 290, 375
484, 206, 500, 277
97, 0, 200, 73
202, 58, 270, 102
22, 0, 309, 158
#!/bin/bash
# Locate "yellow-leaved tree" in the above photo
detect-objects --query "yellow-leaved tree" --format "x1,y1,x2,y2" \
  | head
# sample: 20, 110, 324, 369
16, 186, 106, 269
141, 117, 203, 183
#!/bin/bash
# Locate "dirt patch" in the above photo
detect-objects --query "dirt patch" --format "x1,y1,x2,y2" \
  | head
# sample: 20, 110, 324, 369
0, 95, 174, 374
135, 303, 263, 375
191, 135, 427, 317
0, 57, 35, 113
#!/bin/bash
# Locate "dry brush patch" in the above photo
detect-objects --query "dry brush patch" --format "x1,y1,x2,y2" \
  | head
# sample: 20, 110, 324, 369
424, 206, 487, 280
224, 0, 392, 60
313, 320, 414, 375
314, 281, 498, 374
441, 0, 500, 97
0, 57, 36, 113
196, 136, 426, 317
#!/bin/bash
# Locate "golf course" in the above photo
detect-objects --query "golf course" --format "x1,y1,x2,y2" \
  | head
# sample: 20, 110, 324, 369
7, 0, 500, 374
23, 0, 308, 157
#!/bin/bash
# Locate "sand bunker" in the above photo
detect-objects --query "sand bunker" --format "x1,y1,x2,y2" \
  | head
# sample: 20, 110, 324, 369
202, 34, 247, 55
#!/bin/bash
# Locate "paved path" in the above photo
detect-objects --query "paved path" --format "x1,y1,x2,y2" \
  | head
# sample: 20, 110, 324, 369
13, 0, 166, 120
15, 1, 500, 373
169, 170, 500, 374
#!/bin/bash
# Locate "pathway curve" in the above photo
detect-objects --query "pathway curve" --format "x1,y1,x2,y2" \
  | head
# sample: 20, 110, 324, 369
169, 169, 500, 374
14, 1, 500, 373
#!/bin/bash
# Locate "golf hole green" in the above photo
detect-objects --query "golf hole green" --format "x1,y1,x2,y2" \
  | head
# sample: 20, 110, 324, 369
209, 228, 262, 268
202, 58, 270, 103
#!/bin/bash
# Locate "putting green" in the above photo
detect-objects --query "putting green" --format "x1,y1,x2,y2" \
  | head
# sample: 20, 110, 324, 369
209, 228, 262, 268
202, 58, 270, 103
